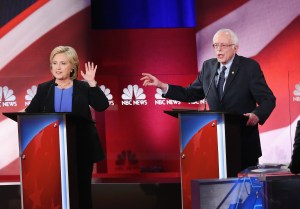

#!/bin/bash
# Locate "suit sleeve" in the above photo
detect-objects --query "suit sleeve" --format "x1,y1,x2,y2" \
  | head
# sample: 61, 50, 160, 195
88, 85, 109, 112
289, 120, 300, 174
249, 62, 276, 124
164, 71, 205, 102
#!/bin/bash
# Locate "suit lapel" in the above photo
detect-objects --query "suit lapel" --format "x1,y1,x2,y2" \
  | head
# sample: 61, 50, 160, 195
72, 80, 80, 114
211, 62, 220, 100
222, 55, 240, 99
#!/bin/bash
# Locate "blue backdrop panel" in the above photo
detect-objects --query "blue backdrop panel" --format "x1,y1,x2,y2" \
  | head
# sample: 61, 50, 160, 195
91, 0, 196, 29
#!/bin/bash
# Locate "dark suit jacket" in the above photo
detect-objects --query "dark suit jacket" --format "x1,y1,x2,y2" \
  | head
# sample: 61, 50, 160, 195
165, 55, 276, 168
289, 120, 300, 174
25, 79, 109, 162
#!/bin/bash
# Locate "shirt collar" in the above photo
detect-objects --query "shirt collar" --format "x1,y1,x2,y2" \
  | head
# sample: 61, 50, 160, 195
220, 54, 235, 71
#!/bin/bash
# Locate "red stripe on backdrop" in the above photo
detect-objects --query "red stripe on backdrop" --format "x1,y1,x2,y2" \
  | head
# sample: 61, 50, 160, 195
194, 0, 300, 134
253, 16, 300, 132
195, 0, 248, 29
0, 0, 49, 38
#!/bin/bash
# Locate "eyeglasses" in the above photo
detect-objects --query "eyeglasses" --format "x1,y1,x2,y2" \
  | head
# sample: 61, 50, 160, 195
212, 43, 235, 49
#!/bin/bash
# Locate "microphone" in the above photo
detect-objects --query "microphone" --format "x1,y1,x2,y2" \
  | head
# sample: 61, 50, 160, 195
203, 71, 217, 111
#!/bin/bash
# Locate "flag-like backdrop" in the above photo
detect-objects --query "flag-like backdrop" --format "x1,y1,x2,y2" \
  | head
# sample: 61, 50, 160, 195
0, 0, 300, 179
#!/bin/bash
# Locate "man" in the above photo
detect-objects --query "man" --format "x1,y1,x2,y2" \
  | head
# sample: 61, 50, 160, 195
141, 28, 276, 174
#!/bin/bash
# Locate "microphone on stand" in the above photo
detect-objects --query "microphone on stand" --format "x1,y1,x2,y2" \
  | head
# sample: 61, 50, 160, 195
203, 71, 217, 111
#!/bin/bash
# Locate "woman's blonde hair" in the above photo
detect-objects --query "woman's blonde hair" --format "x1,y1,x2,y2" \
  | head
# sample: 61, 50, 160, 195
50, 46, 79, 80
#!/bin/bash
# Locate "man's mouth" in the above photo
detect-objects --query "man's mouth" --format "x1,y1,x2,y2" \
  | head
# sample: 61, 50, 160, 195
217, 54, 224, 58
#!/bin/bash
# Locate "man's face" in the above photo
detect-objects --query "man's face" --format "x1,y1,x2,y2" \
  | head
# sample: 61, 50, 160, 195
213, 32, 238, 64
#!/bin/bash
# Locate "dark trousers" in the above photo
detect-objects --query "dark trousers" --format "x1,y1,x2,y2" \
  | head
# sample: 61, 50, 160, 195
77, 160, 94, 209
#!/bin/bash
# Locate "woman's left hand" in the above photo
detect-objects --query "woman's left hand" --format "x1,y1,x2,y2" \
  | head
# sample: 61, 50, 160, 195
81, 62, 98, 87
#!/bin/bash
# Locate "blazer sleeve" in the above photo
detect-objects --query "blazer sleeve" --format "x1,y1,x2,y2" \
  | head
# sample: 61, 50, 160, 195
164, 73, 205, 102
289, 120, 300, 174
249, 62, 276, 124
88, 85, 109, 112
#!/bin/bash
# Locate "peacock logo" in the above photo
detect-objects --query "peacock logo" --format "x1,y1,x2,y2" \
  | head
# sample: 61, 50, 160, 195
121, 84, 147, 105
154, 87, 181, 105
25, 85, 37, 106
0, 86, 17, 107
293, 82, 300, 102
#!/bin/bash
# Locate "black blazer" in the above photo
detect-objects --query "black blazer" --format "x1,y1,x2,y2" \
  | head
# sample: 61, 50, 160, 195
165, 55, 276, 166
25, 79, 109, 162
289, 120, 300, 174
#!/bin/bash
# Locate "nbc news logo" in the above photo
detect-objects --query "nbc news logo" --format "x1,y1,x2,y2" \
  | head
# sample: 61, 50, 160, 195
154, 88, 181, 105
100, 85, 114, 105
121, 84, 147, 105
293, 82, 300, 102
0, 86, 17, 107
25, 85, 37, 106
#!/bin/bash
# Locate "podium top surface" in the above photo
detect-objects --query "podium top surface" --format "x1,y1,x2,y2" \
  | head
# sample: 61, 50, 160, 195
164, 108, 230, 118
237, 164, 293, 178
2, 112, 93, 123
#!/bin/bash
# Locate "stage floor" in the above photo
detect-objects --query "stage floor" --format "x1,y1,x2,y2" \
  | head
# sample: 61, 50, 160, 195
0, 180, 182, 209
2, 174, 300, 209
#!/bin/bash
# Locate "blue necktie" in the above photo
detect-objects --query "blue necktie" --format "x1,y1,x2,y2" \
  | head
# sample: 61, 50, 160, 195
217, 66, 226, 100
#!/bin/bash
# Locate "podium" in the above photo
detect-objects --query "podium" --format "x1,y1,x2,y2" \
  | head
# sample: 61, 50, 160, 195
165, 110, 245, 209
3, 112, 86, 209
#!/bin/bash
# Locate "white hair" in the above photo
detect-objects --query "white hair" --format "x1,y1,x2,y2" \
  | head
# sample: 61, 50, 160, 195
213, 28, 239, 45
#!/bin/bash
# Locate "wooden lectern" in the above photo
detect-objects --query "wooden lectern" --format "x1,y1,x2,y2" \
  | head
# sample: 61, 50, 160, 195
3, 112, 85, 209
165, 109, 244, 209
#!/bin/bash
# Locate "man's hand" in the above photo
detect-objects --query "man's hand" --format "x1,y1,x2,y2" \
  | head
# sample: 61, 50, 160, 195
141, 73, 168, 91
243, 113, 260, 126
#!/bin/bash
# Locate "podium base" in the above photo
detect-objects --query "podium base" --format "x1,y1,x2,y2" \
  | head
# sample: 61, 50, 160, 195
0, 179, 181, 209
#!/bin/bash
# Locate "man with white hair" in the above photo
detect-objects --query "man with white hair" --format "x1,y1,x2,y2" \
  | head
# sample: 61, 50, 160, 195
141, 28, 276, 176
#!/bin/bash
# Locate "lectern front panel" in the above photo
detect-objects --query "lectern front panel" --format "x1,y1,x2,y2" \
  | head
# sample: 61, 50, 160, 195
18, 114, 70, 209
178, 112, 227, 209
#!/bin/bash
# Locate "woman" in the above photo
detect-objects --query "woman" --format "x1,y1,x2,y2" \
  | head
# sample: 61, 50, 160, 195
25, 46, 109, 209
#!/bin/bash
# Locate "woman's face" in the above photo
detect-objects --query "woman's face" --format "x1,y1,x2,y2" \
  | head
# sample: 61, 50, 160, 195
51, 53, 72, 80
